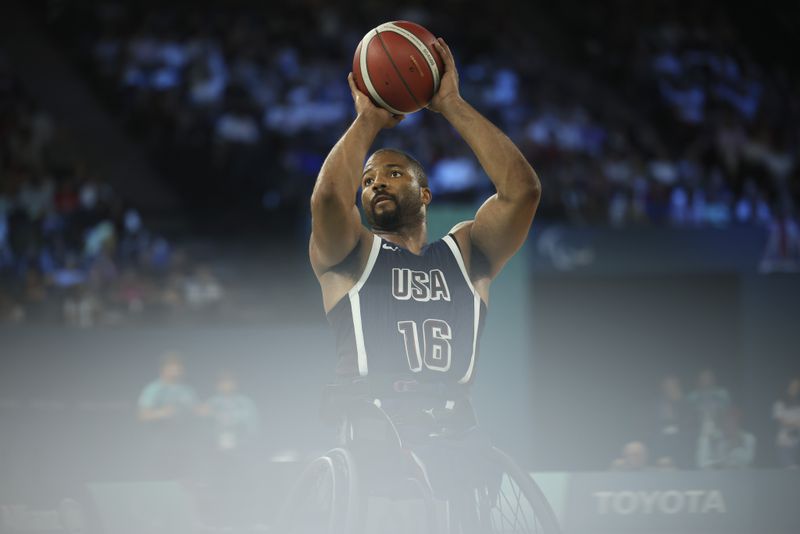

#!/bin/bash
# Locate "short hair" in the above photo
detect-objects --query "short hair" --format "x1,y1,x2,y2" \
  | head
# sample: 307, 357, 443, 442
369, 148, 428, 189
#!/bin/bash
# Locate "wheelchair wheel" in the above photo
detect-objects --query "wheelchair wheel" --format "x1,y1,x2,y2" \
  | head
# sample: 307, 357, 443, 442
275, 448, 359, 534
469, 447, 561, 534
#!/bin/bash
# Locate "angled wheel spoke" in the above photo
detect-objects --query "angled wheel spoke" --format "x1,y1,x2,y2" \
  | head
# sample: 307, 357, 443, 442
511, 478, 534, 532
482, 448, 561, 534
492, 475, 535, 533
497, 488, 521, 531
498, 479, 522, 529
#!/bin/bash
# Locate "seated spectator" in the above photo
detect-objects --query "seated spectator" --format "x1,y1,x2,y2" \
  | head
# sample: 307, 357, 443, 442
759, 202, 800, 274
201, 371, 260, 454
183, 264, 225, 315
686, 368, 731, 436
652, 375, 693, 469
138, 351, 200, 422
199, 371, 260, 526
696, 407, 756, 469
772, 377, 800, 468
610, 441, 650, 471
137, 351, 203, 478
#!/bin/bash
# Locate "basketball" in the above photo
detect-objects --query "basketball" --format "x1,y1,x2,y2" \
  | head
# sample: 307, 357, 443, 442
352, 21, 445, 115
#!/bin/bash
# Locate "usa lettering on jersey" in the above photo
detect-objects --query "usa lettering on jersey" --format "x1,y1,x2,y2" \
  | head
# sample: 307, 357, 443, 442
392, 268, 451, 302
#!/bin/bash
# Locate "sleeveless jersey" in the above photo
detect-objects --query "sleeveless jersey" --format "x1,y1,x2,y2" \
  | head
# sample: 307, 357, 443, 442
327, 234, 487, 387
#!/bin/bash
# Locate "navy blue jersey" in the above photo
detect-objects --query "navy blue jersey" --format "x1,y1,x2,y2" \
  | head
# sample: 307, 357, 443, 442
327, 234, 487, 387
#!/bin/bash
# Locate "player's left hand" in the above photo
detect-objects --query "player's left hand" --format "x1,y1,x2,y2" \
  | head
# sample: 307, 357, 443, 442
427, 38, 462, 114
348, 72, 405, 128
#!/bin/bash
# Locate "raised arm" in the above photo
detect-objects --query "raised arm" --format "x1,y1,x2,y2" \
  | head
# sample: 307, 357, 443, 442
428, 39, 541, 278
309, 74, 404, 272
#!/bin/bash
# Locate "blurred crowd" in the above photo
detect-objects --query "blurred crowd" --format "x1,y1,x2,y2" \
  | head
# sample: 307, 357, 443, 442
137, 355, 798, 527
43, 0, 799, 230
612, 369, 800, 471
136, 352, 262, 526
0, 49, 227, 326
4, 0, 798, 326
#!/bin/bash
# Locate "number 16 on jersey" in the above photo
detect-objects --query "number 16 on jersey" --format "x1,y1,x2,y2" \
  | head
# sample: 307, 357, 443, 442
397, 319, 453, 372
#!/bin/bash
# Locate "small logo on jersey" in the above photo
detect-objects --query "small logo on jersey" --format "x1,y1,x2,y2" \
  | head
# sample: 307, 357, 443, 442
382, 243, 399, 251
392, 268, 451, 302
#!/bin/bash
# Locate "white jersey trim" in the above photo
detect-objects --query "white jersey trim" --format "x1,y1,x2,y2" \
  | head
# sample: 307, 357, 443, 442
442, 234, 477, 295
349, 235, 382, 376
441, 235, 481, 385
459, 291, 481, 384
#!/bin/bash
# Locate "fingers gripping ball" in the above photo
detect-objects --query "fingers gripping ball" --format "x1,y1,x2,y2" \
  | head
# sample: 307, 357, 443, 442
353, 21, 444, 114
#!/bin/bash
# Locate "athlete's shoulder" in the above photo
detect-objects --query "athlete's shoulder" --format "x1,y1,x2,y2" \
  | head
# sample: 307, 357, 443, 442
444, 220, 474, 255
445, 219, 492, 303
310, 226, 375, 277
448, 220, 475, 236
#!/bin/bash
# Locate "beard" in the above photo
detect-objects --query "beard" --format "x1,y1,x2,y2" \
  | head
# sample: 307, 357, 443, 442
365, 194, 422, 231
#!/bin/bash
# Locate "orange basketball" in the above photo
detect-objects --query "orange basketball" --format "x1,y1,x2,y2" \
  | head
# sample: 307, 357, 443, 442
352, 21, 444, 115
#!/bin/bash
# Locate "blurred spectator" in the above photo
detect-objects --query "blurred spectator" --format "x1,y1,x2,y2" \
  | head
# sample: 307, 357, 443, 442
201, 371, 260, 454
62, 284, 100, 328
199, 371, 260, 526
2, 2, 796, 328
772, 377, 800, 468
610, 441, 650, 471
137, 351, 202, 478
41, 0, 798, 229
652, 375, 694, 469
183, 264, 225, 315
686, 368, 731, 436
0, 52, 233, 327
138, 351, 199, 421
759, 203, 800, 273
697, 407, 756, 469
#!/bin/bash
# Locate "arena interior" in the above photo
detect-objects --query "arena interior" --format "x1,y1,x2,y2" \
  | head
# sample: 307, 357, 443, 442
1, 1, 799, 533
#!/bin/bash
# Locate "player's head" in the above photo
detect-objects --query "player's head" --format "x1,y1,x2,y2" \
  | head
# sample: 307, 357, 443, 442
361, 148, 431, 231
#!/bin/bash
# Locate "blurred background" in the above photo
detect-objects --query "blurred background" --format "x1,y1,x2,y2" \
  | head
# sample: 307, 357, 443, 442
0, 0, 799, 532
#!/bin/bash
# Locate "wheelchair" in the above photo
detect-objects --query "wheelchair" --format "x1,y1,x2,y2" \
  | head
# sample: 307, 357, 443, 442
275, 380, 561, 534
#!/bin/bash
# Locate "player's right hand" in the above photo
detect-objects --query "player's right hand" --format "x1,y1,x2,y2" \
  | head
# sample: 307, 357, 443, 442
347, 72, 405, 129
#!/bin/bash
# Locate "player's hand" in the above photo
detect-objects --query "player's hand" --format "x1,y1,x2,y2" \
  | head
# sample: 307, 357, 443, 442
347, 72, 405, 129
427, 38, 462, 114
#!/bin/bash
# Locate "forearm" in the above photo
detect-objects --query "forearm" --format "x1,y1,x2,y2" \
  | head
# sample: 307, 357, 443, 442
442, 98, 539, 198
312, 114, 382, 206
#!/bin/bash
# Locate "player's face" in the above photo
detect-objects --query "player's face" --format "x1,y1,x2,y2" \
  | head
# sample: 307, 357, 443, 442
361, 153, 430, 231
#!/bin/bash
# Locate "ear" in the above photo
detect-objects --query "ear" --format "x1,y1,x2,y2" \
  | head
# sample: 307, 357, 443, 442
421, 187, 432, 206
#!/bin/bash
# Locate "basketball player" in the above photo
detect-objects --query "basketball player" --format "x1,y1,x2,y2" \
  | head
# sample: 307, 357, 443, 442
309, 37, 540, 520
